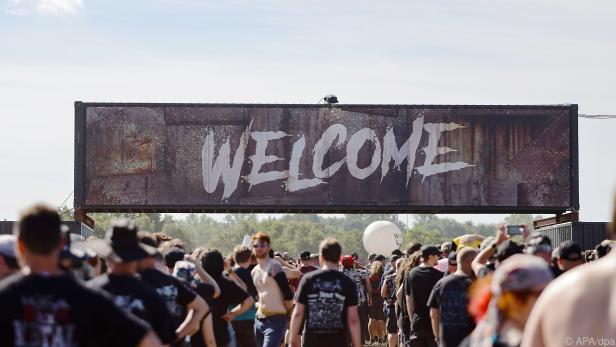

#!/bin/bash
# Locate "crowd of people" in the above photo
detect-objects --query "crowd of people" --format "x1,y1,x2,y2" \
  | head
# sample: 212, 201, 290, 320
0, 202, 615, 347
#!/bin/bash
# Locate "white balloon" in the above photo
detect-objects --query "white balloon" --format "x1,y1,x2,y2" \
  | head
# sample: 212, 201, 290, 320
363, 221, 403, 256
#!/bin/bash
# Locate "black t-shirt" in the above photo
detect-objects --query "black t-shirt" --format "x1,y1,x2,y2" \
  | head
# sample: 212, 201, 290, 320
188, 282, 216, 347
299, 265, 319, 275
207, 277, 250, 346
427, 274, 475, 347
0, 272, 149, 347
235, 266, 258, 299
296, 269, 358, 347
476, 263, 496, 278
139, 268, 198, 330
404, 265, 443, 332
550, 265, 563, 278
88, 273, 176, 344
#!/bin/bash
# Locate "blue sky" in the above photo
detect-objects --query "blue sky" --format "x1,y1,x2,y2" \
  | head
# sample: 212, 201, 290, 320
1, 0, 615, 223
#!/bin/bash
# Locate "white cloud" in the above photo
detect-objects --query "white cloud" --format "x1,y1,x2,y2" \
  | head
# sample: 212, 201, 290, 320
5, 0, 84, 16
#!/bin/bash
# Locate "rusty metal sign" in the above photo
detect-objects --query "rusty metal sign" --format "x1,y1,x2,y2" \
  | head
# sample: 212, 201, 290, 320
74, 102, 579, 213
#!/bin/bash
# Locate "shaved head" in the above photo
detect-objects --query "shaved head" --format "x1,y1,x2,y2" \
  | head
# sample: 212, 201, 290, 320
457, 247, 478, 276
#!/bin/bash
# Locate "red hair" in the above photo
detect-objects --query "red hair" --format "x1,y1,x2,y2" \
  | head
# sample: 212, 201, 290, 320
252, 232, 271, 245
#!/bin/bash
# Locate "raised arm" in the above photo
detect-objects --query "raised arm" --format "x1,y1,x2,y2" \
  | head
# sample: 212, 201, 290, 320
175, 295, 208, 340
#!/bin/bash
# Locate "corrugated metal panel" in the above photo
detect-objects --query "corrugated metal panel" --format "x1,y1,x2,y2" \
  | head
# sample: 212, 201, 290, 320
0, 221, 94, 238
537, 221, 609, 251
537, 222, 572, 247
0, 221, 16, 235
79, 223, 95, 239
572, 222, 609, 251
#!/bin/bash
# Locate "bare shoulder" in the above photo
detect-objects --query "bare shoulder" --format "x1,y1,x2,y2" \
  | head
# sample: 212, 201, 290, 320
531, 255, 616, 327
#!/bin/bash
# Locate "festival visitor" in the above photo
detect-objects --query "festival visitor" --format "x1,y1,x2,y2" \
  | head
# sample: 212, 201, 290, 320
251, 232, 294, 347
0, 205, 163, 347
289, 238, 361, 347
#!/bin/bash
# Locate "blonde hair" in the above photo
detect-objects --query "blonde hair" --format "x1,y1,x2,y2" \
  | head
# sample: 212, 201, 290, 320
370, 260, 384, 277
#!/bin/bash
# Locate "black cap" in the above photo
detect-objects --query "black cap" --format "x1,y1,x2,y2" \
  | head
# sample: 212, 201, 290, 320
525, 232, 553, 254
526, 232, 552, 247
558, 241, 582, 261
374, 255, 386, 262
595, 241, 613, 259
496, 240, 523, 262
391, 249, 403, 257
89, 219, 157, 262
300, 251, 311, 261
137, 232, 159, 249
420, 245, 441, 258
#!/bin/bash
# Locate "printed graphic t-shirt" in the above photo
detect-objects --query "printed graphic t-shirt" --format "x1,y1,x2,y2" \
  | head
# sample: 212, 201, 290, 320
383, 272, 397, 306
342, 268, 368, 304
296, 269, 358, 347
139, 268, 197, 329
427, 274, 475, 347
88, 273, 176, 344
0, 272, 149, 347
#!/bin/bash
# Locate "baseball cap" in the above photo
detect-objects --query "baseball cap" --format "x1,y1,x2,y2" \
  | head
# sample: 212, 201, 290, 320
0, 235, 16, 258
137, 232, 159, 249
420, 245, 441, 258
496, 240, 523, 263
440, 242, 453, 253
300, 251, 311, 261
89, 218, 157, 262
374, 255, 386, 262
525, 232, 553, 254
492, 254, 553, 296
391, 249, 403, 257
63, 232, 97, 264
340, 255, 354, 267
595, 240, 615, 258
558, 241, 583, 261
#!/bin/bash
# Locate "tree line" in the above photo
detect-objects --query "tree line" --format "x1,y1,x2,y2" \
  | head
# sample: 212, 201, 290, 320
62, 209, 538, 260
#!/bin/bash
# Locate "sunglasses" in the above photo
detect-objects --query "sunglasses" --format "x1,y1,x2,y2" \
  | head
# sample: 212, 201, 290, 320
252, 243, 269, 249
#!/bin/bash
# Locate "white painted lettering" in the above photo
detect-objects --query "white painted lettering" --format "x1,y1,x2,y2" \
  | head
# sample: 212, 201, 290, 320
201, 126, 249, 200
346, 128, 381, 180
380, 115, 424, 185
200, 117, 475, 198
312, 124, 347, 179
244, 130, 289, 190
287, 135, 324, 192
416, 122, 474, 181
